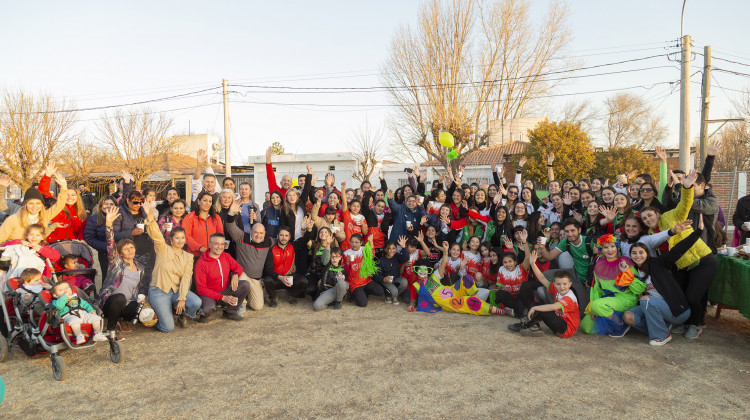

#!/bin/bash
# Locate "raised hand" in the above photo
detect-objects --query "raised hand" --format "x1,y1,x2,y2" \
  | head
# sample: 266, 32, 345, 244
503, 236, 514, 250
304, 215, 314, 231
655, 147, 667, 163
45, 161, 57, 177
265, 145, 274, 163
707, 141, 719, 157
341, 181, 347, 191
229, 199, 241, 215
413, 166, 421, 178
530, 249, 538, 265
310, 175, 318, 186
325, 173, 335, 187
105, 207, 121, 226
440, 214, 451, 226
53, 173, 67, 190
672, 219, 692, 234
599, 205, 616, 221
142, 200, 157, 218
120, 169, 132, 183
547, 152, 555, 165
682, 169, 698, 188
196, 149, 207, 166
519, 156, 527, 167
306, 165, 313, 174
420, 215, 428, 226
416, 230, 424, 243
518, 229, 528, 243
668, 170, 679, 187
441, 241, 449, 251
380, 171, 385, 181
618, 260, 630, 272
397, 235, 407, 249
627, 169, 638, 180
562, 193, 571, 205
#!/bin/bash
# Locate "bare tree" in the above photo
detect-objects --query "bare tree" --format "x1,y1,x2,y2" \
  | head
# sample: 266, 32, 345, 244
713, 121, 750, 172
97, 108, 178, 189
348, 120, 389, 182
554, 99, 598, 134
59, 137, 114, 187
602, 92, 668, 149
0, 90, 78, 190
381, 0, 573, 172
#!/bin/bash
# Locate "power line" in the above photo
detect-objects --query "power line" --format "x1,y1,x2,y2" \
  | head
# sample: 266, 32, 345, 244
68, 100, 223, 123
714, 68, 750, 78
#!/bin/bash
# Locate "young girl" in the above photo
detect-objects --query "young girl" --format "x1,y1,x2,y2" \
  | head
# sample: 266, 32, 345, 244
427, 189, 446, 215
3, 224, 61, 279
508, 251, 580, 338
340, 184, 369, 251
493, 234, 531, 316
261, 190, 283, 241
373, 240, 409, 304
461, 236, 484, 286
579, 234, 645, 337
313, 247, 348, 311
307, 226, 335, 297
344, 234, 383, 307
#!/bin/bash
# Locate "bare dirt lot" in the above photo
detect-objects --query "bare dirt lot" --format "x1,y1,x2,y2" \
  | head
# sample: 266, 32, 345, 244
1, 291, 748, 419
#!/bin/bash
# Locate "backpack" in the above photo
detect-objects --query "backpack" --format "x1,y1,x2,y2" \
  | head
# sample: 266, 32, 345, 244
559, 236, 597, 287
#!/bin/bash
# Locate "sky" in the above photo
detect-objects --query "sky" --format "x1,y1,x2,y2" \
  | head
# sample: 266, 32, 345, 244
2, 0, 748, 166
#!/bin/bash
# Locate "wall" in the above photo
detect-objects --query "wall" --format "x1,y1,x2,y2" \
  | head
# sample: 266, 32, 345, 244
709, 171, 749, 226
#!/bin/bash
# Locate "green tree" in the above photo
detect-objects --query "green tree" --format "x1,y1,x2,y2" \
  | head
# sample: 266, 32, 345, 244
271, 141, 285, 155
591, 146, 658, 181
523, 119, 595, 183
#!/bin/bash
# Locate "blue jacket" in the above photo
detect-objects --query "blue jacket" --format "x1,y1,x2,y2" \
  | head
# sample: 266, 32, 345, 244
373, 248, 410, 281
83, 213, 108, 252
388, 201, 425, 241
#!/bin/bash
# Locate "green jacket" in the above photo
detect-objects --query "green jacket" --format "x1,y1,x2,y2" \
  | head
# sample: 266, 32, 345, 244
53, 293, 94, 317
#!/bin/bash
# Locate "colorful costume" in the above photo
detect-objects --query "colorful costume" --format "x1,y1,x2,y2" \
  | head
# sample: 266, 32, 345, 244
414, 273, 493, 316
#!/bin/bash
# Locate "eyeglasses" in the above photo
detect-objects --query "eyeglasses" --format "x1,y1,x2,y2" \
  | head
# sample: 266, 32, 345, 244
639, 188, 653, 192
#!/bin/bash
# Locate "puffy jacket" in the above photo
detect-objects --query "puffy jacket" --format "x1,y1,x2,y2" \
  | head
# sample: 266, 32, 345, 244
182, 211, 224, 257
83, 213, 108, 252
194, 251, 243, 301
655, 185, 712, 269
388, 201, 426, 241
38, 174, 85, 242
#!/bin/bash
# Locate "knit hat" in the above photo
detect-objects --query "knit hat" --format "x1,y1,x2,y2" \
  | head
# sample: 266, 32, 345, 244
23, 187, 45, 203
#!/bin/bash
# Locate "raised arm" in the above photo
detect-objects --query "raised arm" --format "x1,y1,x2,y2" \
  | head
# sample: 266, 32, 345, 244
547, 152, 555, 185
143, 201, 167, 254
265, 145, 282, 195
528, 250, 550, 288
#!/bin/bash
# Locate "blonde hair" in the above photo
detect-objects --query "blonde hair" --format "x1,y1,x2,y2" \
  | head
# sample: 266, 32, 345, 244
215, 189, 235, 212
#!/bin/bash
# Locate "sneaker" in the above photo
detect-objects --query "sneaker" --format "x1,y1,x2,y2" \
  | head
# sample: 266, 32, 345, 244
649, 334, 672, 346
237, 302, 247, 317
268, 298, 278, 308
74, 335, 86, 345
222, 311, 243, 321
671, 324, 687, 334
115, 334, 125, 342
176, 314, 187, 328
507, 322, 524, 333
684, 324, 703, 339
608, 325, 631, 338
333, 301, 342, 310
195, 312, 210, 323
288, 298, 297, 305
92, 333, 108, 342
391, 298, 400, 306
520, 324, 544, 336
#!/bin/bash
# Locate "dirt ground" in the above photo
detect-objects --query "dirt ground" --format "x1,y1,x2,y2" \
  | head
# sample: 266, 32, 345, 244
1, 287, 748, 419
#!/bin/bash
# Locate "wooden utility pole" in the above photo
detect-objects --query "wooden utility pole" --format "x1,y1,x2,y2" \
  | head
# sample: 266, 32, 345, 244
222, 78, 231, 177
679, 34, 691, 172
698, 45, 711, 169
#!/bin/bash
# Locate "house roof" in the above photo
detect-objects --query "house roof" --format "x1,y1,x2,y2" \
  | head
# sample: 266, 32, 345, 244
422, 141, 528, 167
90, 153, 224, 177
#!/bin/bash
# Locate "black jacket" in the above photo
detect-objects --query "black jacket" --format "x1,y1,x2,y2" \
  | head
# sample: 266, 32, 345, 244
732, 194, 750, 245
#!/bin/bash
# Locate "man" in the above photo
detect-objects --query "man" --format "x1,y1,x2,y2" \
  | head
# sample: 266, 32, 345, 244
78, 183, 97, 214
237, 182, 260, 234
265, 145, 292, 198
688, 173, 719, 252
263, 225, 313, 306
191, 149, 221, 206
262, 191, 271, 210
297, 174, 306, 191
194, 233, 249, 321
733, 193, 750, 246
536, 218, 593, 317
225, 206, 271, 311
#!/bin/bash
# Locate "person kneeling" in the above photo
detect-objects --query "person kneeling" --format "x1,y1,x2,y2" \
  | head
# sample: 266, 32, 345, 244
313, 248, 348, 311
508, 252, 580, 338
52, 281, 107, 344
194, 233, 249, 321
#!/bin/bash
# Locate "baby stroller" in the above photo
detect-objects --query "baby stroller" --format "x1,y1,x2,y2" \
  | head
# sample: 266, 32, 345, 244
0, 263, 122, 381
48, 239, 98, 299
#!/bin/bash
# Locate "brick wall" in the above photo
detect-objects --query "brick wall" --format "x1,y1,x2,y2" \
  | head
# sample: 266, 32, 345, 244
709, 171, 749, 226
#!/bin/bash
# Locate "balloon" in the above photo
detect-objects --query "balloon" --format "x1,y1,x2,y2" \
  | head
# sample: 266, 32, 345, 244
446, 149, 458, 160
439, 132, 454, 148
292, 178, 299, 187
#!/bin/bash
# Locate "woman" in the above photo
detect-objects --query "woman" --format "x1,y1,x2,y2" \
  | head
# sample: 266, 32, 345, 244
604, 193, 636, 231
578, 179, 591, 192
511, 202, 529, 229
567, 187, 583, 215
562, 179, 576, 194
156, 187, 181, 217
542, 193, 568, 225
112, 190, 156, 289
623, 217, 704, 346
0, 173, 69, 243
487, 184, 499, 203
526, 211, 547, 246
520, 187, 541, 215
99, 207, 149, 340
618, 216, 689, 258
157, 199, 187, 246
581, 201, 609, 239
473, 189, 489, 217
591, 177, 605, 198
601, 186, 617, 206
37, 173, 87, 241
182, 191, 223, 257
280, 188, 309, 240
84, 195, 119, 280
143, 201, 202, 332
504, 185, 520, 214
633, 181, 665, 213
580, 190, 596, 209
261, 190, 283, 241
141, 188, 160, 220
318, 190, 343, 221
216, 189, 237, 257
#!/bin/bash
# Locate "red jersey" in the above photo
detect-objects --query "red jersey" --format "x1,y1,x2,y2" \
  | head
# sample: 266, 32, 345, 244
480, 259, 498, 284
427, 201, 443, 215
271, 243, 295, 275
461, 251, 482, 280
340, 210, 365, 251
366, 213, 386, 250
344, 248, 371, 290
548, 283, 580, 338
444, 257, 461, 276
402, 249, 422, 284
497, 265, 528, 295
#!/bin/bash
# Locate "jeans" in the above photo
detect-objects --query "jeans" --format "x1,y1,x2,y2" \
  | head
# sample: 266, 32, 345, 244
627, 297, 691, 341
374, 277, 408, 299
475, 288, 490, 302
148, 286, 202, 332
313, 279, 348, 311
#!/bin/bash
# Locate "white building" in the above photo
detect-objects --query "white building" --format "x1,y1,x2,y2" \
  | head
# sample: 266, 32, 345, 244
489, 117, 546, 146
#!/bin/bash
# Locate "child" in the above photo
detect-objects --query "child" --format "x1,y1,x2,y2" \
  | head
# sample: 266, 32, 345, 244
16, 268, 51, 315
344, 234, 383, 307
508, 251, 580, 338
372, 240, 409, 304
59, 254, 96, 296
461, 236, 484, 286
3, 224, 60, 279
400, 234, 430, 301
51, 281, 108, 344
313, 247, 348, 311
492, 236, 531, 317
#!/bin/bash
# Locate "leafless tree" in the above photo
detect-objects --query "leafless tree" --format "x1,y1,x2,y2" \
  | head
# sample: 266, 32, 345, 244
713, 121, 750, 172
602, 92, 668, 150
348, 120, 390, 182
0, 90, 78, 190
381, 0, 573, 172
59, 137, 115, 188
554, 99, 598, 134
97, 108, 178, 189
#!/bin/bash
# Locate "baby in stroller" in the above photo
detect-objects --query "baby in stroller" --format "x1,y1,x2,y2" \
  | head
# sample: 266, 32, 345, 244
51, 282, 107, 344
58, 255, 95, 295
16, 268, 52, 316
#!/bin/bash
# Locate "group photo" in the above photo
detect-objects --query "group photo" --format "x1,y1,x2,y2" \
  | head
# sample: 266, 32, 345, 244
1, 0, 749, 418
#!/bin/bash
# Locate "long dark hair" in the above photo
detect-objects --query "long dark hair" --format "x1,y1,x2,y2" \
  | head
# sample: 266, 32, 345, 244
629, 242, 651, 278
194, 191, 216, 217
96, 195, 118, 226
527, 210, 545, 245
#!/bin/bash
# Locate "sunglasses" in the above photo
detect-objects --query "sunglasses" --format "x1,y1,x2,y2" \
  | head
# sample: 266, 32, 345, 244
507, 191, 518, 195
130, 200, 143, 205
414, 266, 434, 274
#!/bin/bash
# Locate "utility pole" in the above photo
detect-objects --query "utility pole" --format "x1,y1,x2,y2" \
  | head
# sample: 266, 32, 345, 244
222, 78, 231, 178
679, 34, 691, 172
698, 45, 711, 169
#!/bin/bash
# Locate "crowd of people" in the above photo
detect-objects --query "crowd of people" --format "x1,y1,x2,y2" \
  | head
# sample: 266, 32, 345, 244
1, 142, 747, 346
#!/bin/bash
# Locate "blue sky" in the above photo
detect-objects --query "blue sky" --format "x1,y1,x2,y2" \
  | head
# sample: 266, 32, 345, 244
2, 1, 748, 165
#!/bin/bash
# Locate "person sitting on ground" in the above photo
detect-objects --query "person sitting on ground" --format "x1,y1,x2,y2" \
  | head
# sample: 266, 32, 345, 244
52, 281, 108, 344
313, 247, 348, 311
262, 224, 313, 306
343, 233, 383, 307
194, 233, 249, 321
508, 252, 580, 338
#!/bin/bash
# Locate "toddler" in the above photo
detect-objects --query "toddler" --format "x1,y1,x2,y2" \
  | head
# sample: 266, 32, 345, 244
51, 282, 108, 344
59, 255, 96, 296
16, 268, 51, 315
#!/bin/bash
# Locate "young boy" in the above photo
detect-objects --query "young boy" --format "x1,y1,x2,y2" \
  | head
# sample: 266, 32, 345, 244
508, 250, 580, 338
51, 282, 108, 344
16, 268, 51, 315
59, 255, 96, 296
313, 247, 348, 311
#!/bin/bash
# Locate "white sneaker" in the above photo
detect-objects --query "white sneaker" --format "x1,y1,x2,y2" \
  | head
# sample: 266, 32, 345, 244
92, 333, 108, 342
671, 324, 687, 334
237, 302, 246, 317
649, 334, 672, 346
684, 324, 703, 339
392, 298, 400, 305
74, 335, 86, 345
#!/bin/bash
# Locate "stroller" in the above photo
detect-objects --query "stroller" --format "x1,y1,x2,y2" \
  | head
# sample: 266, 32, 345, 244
47, 239, 98, 299
0, 248, 122, 381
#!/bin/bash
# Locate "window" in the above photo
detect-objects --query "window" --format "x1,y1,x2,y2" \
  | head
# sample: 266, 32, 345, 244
328, 165, 336, 171
272, 166, 276, 172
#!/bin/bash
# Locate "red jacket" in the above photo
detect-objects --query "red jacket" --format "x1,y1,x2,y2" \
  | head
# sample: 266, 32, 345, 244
182, 212, 224, 256
194, 251, 243, 301
271, 243, 295, 275
38, 175, 84, 242
266, 162, 288, 199
2, 240, 60, 278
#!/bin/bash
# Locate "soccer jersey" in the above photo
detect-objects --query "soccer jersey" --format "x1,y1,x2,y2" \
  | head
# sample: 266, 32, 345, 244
480, 259, 498, 284
548, 283, 580, 338
461, 251, 482, 279
427, 201, 443, 215
341, 210, 365, 251
344, 248, 370, 290
555, 236, 592, 282
497, 265, 528, 294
